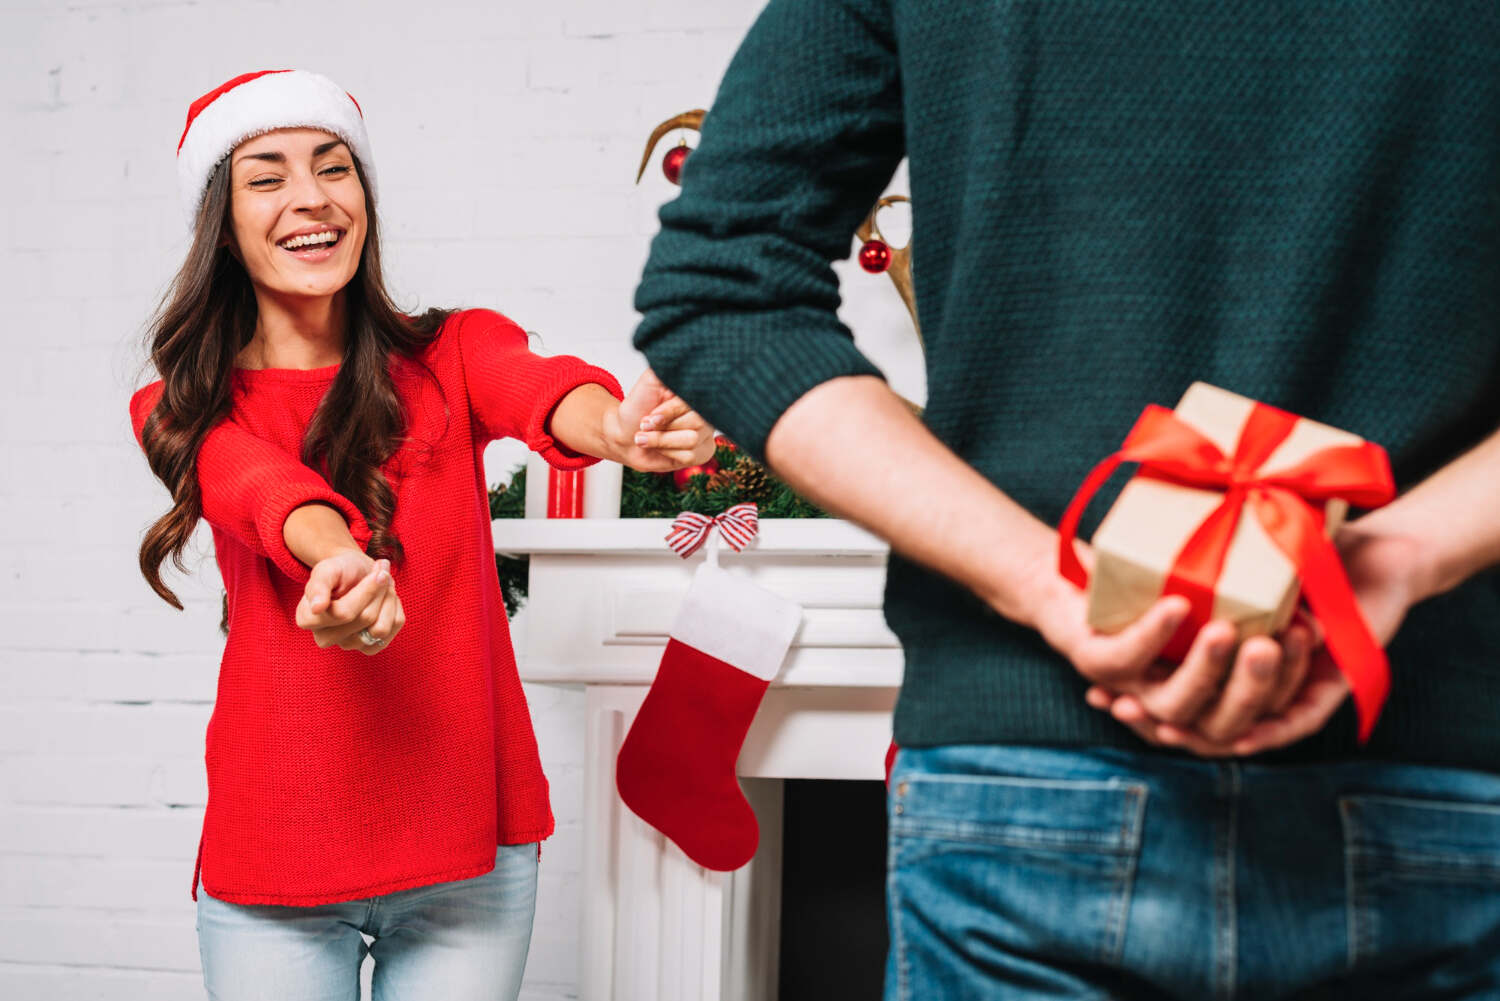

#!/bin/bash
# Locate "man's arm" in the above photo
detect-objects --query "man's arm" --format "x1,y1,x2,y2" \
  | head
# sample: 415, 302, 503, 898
766, 378, 1053, 622
764, 376, 1317, 755
1355, 426, 1500, 601
633, 0, 900, 454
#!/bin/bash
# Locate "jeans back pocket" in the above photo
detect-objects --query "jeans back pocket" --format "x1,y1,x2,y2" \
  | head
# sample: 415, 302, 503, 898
889, 774, 1147, 972
1340, 794, 1500, 975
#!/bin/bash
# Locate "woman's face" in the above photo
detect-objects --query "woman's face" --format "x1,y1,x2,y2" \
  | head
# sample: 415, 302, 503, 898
226, 128, 367, 302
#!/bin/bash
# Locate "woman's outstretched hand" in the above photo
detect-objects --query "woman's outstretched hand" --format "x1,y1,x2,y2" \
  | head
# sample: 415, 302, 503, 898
295, 549, 406, 655
610, 369, 716, 472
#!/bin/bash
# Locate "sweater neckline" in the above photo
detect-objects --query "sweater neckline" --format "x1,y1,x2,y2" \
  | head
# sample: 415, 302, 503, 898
232, 361, 342, 385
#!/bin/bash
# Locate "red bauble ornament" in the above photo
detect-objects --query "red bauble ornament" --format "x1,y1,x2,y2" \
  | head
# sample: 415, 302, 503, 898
858, 238, 892, 273
662, 144, 690, 185
672, 457, 720, 490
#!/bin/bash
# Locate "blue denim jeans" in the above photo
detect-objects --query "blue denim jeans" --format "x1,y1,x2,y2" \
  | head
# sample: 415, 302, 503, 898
197, 844, 538, 1001
886, 746, 1500, 1000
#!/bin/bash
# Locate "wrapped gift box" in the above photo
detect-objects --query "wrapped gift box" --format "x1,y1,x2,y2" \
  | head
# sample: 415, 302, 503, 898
1086, 382, 1364, 641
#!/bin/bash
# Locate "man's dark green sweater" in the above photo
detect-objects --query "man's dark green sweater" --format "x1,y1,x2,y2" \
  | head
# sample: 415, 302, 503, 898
634, 0, 1500, 770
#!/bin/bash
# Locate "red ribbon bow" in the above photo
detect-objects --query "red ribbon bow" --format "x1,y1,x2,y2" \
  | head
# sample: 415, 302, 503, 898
1058, 401, 1397, 742
665, 503, 760, 558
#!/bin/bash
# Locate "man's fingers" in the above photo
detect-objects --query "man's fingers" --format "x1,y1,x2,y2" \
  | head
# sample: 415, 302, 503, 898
1152, 722, 1241, 758
633, 428, 705, 451
1192, 635, 1284, 743
1092, 692, 1243, 757
1084, 685, 1115, 710
1075, 595, 1191, 684
1134, 620, 1237, 724
1266, 625, 1312, 715
640, 395, 690, 429
1230, 659, 1350, 756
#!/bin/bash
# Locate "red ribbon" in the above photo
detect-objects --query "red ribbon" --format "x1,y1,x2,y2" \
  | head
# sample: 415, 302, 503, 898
665, 503, 760, 558
1058, 401, 1396, 742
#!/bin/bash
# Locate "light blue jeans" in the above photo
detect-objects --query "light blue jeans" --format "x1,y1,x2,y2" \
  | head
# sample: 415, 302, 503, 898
887, 746, 1500, 1000
197, 844, 538, 1001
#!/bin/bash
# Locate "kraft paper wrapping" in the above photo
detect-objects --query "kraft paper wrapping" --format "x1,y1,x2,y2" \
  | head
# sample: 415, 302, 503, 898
1086, 383, 1362, 641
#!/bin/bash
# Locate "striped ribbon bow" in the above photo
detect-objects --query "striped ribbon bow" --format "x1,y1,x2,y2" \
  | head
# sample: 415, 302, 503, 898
665, 503, 760, 558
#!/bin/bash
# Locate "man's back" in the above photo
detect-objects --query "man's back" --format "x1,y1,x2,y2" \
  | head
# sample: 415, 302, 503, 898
636, 0, 1500, 767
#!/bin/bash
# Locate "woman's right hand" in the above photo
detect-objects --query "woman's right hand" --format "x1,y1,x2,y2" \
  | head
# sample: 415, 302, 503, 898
294, 549, 406, 655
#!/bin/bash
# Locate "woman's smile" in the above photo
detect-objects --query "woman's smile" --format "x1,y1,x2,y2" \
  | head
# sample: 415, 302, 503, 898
276, 225, 347, 262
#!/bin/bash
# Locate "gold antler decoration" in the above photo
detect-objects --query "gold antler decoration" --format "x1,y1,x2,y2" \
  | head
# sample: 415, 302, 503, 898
856, 195, 920, 346
638, 110, 923, 408
636, 110, 706, 184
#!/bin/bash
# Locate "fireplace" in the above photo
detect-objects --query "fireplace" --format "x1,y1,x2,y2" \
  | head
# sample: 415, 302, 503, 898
492, 516, 900, 1001
777, 779, 889, 1000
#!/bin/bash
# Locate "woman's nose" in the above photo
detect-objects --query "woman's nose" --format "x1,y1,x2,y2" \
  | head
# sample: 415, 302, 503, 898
289, 170, 330, 212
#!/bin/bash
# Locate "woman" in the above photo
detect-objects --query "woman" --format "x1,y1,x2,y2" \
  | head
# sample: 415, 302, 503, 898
130, 69, 713, 1000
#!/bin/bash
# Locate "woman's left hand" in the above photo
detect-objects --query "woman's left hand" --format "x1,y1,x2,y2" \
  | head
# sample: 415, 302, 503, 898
610, 369, 716, 472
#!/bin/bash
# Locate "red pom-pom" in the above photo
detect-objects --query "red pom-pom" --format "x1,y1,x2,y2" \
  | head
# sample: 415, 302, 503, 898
672, 457, 720, 490
663, 144, 690, 185
858, 239, 891, 274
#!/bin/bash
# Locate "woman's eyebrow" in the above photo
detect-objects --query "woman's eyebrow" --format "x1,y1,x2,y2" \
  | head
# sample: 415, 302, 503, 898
233, 141, 348, 167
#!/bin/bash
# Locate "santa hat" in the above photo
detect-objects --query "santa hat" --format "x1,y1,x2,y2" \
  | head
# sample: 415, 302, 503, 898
176, 69, 376, 225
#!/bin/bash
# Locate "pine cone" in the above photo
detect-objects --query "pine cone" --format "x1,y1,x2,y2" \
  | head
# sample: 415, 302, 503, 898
705, 468, 738, 491
735, 461, 773, 503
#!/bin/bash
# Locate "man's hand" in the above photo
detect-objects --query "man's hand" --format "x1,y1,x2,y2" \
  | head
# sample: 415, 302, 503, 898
1020, 544, 1311, 746
294, 550, 406, 655
1086, 520, 1426, 756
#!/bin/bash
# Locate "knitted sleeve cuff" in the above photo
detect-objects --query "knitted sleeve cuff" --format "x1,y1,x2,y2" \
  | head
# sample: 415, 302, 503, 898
638, 309, 886, 462
524, 363, 625, 470
254, 482, 374, 584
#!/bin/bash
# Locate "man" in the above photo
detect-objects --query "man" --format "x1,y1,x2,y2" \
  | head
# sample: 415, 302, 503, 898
633, 1, 1500, 995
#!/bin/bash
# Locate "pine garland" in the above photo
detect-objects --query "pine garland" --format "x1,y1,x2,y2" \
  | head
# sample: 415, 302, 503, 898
489, 445, 826, 616
488, 470, 530, 618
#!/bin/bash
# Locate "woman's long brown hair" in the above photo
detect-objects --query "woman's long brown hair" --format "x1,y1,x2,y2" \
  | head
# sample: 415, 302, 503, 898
137, 156, 447, 610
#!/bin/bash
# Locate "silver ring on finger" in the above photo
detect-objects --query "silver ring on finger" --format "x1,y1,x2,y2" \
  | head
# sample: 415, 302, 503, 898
359, 629, 384, 648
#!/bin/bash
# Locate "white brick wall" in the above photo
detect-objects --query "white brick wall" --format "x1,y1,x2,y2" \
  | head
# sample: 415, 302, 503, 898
1, 1, 922, 999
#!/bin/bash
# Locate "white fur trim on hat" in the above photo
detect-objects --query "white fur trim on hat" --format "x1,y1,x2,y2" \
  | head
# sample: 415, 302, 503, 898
176, 69, 375, 226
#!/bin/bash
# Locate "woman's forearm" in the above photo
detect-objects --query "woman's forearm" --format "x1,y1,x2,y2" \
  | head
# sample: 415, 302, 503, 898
548, 383, 628, 462
284, 502, 367, 569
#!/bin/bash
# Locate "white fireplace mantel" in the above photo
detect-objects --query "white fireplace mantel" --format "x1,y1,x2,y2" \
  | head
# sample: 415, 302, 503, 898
494, 518, 905, 689
493, 517, 901, 1001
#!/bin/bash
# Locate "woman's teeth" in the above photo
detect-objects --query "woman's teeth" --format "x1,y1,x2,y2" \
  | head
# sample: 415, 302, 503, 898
280, 231, 341, 250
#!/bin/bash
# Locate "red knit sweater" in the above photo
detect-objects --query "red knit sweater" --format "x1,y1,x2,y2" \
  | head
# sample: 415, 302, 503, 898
130, 309, 622, 906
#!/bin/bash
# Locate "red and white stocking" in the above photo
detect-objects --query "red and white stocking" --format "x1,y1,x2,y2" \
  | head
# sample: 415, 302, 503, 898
616, 553, 801, 871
